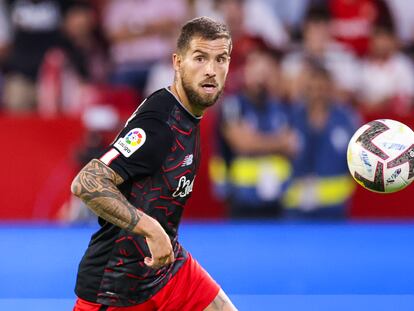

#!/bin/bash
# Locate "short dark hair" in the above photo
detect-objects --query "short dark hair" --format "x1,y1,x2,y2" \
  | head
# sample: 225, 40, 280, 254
372, 24, 396, 37
304, 5, 331, 24
177, 16, 232, 53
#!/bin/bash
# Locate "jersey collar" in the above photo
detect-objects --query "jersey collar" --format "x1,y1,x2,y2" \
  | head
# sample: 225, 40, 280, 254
165, 87, 203, 123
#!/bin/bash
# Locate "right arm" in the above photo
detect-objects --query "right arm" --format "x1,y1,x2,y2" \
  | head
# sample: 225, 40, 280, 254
71, 158, 174, 269
222, 121, 298, 157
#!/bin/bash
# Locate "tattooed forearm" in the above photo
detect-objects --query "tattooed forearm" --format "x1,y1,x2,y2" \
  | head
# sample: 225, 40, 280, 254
71, 159, 142, 232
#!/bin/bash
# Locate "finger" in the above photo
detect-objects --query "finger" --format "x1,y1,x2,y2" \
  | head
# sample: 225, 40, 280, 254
144, 257, 162, 269
145, 259, 161, 269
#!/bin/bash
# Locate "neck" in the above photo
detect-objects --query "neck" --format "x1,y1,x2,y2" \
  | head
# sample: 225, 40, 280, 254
309, 99, 328, 112
171, 81, 204, 117
308, 100, 329, 129
245, 87, 267, 106
307, 43, 325, 58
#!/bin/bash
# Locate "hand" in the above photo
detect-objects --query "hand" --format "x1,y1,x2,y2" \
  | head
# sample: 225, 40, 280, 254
223, 121, 258, 154
277, 128, 300, 157
144, 231, 175, 269
140, 216, 175, 269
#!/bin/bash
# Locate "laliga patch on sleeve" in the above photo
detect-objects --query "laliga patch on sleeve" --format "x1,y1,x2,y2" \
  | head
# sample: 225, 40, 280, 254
114, 128, 146, 157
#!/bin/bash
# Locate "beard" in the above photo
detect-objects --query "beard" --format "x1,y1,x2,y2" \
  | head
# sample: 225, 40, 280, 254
180, 72, 224, 110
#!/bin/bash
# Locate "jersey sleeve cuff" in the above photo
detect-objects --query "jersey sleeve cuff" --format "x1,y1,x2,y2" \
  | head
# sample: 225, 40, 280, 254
99, 148, 130, 181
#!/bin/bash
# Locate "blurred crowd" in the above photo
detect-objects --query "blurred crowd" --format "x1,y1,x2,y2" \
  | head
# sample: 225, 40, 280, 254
4, 0, 414, 220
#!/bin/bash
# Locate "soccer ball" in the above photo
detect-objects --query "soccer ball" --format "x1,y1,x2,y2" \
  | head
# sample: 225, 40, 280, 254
347, 119, 414, 193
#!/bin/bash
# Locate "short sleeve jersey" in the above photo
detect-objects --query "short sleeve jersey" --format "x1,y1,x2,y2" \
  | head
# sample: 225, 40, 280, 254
75, 88, 202, 307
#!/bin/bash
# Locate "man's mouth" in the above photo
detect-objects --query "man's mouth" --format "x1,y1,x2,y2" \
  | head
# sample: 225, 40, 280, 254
201, 82, 218, 93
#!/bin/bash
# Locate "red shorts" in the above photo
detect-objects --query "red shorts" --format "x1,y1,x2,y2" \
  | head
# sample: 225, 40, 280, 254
73, 254, 220, 311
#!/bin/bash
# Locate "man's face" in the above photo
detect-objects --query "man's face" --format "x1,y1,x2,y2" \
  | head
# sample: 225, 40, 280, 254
370, 31, 396, 59
175, 36, 231, 111
304, 21, 330, 53
305, 72, 331, 104
243, 51, 272, 96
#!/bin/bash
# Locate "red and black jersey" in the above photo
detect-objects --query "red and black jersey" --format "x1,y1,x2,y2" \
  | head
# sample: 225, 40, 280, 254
75, 88, 202, 307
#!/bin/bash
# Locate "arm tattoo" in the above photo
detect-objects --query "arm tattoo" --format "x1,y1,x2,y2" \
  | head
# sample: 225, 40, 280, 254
71, 159, 143, 232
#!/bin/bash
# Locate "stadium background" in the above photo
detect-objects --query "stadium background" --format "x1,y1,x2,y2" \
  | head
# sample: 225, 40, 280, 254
1, 0, 414, 310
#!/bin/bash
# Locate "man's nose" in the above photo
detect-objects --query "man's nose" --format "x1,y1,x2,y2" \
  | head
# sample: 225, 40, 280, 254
205, 60, 216, 77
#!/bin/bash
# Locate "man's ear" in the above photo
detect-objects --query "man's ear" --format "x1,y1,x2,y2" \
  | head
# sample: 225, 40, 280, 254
172, 53, 181, 72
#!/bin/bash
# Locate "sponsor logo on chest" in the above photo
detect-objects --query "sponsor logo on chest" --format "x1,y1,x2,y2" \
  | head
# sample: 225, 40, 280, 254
181, 154, 193, 167
172, 175, 195, 198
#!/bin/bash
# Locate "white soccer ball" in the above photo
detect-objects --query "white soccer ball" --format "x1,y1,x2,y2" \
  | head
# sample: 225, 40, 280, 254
347, 119, 414, 193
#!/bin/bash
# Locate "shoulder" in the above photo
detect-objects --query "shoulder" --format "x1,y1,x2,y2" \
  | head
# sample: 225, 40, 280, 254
115, 91, 177, 159
220, 94, 244, 121
123, 88, 179, 131
331, 104, 361, 130
136, 88, 178, 121
113, 117, 173, 159
125, 116, 174, 143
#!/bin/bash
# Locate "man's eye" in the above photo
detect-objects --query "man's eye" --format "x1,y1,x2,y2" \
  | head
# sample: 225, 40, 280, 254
195, 56, 204, 62
217, 57, 226, 63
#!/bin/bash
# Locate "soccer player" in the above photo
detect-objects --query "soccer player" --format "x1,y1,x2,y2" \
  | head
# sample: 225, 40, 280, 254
71, 17, 237, 311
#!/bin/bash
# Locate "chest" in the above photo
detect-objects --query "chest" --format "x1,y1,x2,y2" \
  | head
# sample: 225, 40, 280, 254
243, 105, 288, 132
158, 124, 200, 200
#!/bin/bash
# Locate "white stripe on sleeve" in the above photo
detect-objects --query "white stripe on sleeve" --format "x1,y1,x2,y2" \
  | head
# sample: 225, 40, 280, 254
99, 148, 120, 165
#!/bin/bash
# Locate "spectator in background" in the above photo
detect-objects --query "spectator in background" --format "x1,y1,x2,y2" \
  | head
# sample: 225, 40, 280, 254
0, 0, 11, 109
0, 0, 11, 66
37, 1, 109, 117
329, 0, 394, 57
143, 59, 175, 97
384, 0, 414, 47
282, 6, 360, 105
2, 0, 66, 113
60, 104, 120, 223
262, 0, 312, 40
283, 62, 359, 219
211, 48, 297, 218
358, 25, 414, 116
388, 0, 414, 67
194, 0, 288, 49
102, 0, 187, 95
149, 0, 288, 99
193, 0, 289, 94
59, 1, 108, 84
217, 0, 288, 50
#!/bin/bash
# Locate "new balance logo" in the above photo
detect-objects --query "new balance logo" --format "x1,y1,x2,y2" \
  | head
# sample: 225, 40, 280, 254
181, 154, 193, 167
